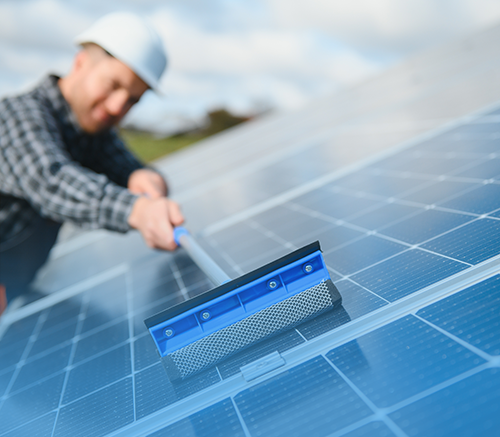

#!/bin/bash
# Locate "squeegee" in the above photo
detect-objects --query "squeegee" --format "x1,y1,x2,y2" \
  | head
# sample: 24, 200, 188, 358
144, 226, 342, 381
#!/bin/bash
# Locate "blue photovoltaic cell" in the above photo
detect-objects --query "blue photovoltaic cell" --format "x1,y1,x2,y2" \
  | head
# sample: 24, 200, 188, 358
0, 374, 65, 435
63, 344, 131, 404
134, 363, 178, 420
340, 421, 396, 437
326, 315, 485, 408
438, 182, 500, 214
323, 235, 407, 275
0, 314, 39, 371
234, 356, 373, 437
134, 363, 220, 420
134, 333, 162, 371
333, 280, 388, 319
292, 223, 365, 253
2, 412, 56, 437
333, 173, 428, 198
0, 341, 28, 374
347, 202, 422, 231
350, 249, 469, 301
421, 218, 500, 264
53, 378, 134, 437
453, 156, 500, 179
389, 368, 500, 436
10, 345, 71, 393
146, 398, 245, 437
400, 180, 480, 205
0, 370, 13, 398
72, 319, 129, 364
378, 209, 474, 245
371, 153, 473, 176
417, 274, 500, 355
293, 189, 382, 220
28, 318, 78, 358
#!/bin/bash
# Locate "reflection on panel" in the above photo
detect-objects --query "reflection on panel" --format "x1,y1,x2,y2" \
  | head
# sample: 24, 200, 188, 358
1, 50, 500, 437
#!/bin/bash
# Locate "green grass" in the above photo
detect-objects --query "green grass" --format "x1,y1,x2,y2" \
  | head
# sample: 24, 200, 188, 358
120, 129, 207, 163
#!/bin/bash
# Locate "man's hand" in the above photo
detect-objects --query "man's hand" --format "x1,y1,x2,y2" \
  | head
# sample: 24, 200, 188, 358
128, 168, 168, 199
128, 196, 184, 251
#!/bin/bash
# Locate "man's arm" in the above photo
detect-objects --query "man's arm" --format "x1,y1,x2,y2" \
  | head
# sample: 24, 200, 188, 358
1, 98, 135, 233
1, 95, 183, 249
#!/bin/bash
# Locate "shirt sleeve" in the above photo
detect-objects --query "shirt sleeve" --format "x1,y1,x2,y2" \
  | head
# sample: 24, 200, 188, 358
79, 129, 144, 188
0, 95, 139, 233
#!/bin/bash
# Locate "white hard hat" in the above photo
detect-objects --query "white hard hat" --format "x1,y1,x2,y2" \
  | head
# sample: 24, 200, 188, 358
74, 12, 167, 91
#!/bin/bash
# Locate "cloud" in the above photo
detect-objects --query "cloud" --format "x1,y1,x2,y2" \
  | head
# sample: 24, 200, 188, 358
267, 0, 500, 56
2, 0, 500, 134
148, 7, 380, 115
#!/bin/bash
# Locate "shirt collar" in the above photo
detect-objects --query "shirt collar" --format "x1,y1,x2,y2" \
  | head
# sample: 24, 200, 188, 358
39, 75, 85, 135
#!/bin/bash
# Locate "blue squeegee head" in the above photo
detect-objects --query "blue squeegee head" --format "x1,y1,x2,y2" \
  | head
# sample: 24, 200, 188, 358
145, 242, 342, 381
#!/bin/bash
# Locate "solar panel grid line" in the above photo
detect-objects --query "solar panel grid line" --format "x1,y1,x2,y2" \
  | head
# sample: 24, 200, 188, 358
2, 269, 173, 437
412, 314, 494, 364
367, 169, 497, 190
0, 314, 62, 435
111, 377, 239, 437
229, 397, 253, 437
242, 258, 500, 389
246, 219, 298, 251
49, 292, 90, 437
366, 360, 491, 418
279, 206, 475, 279
200, 109, 481, 238
172, 120, 348, 204
289, 184, 500, 257
0, 263, 128, 331
1, 71, 500, 436
321, 355, 408, 437
125, 270, 138, 424
169, 258, 191, 301
110, 258, 500, 437
325, 417, 398, 437
0, 310, 47, 407
203, 135, 496, 245
203, 194, 491, 303
202, 238, 245, 277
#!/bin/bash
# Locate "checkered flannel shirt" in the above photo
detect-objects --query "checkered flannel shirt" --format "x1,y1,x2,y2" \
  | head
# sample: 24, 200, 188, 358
0, 75, 143, 246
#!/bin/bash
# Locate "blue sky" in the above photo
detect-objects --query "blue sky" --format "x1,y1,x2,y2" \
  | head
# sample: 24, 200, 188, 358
1, 0, 500, 134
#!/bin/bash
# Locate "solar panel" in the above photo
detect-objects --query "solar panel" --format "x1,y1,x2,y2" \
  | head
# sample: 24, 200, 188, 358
2, 24, 500, 437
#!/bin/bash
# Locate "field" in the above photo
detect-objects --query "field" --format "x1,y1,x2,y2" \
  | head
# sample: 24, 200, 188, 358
120, 129, 207, 163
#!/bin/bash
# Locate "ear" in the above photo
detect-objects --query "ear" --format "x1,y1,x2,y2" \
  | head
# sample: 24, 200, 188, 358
73, 50, 89, 73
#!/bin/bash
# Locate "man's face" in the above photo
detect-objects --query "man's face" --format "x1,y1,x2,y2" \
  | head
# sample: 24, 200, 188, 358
69, 50, 149, 134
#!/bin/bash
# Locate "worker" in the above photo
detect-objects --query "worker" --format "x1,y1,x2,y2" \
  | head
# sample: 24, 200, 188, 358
0, 12, 184, 314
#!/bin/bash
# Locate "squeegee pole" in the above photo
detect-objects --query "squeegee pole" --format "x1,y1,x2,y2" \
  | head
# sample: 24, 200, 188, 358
173, 227, 231, 287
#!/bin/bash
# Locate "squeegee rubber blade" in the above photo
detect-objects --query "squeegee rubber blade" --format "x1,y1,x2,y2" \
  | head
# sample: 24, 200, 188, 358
162, 279, 341, 381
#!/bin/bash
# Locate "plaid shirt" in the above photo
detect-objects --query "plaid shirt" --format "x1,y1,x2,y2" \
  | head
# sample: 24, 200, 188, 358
0, 75, 143, 246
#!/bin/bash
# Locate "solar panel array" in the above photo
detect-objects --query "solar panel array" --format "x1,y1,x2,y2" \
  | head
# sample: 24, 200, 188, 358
1, 25, 500, 437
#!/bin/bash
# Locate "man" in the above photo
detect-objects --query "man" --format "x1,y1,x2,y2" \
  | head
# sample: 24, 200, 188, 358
0, 12, 184, 312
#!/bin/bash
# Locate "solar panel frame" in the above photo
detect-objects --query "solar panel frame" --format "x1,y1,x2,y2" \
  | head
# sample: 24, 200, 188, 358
2, 28, 500, 435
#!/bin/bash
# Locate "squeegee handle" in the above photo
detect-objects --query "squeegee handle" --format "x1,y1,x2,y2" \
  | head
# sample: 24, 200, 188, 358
174, 226, 231, 287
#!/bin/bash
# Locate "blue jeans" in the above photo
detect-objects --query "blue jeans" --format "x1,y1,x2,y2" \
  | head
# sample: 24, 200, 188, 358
0, 217, 61, 302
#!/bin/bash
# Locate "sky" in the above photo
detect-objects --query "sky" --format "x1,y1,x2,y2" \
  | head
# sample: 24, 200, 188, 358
2, 0, 500, 134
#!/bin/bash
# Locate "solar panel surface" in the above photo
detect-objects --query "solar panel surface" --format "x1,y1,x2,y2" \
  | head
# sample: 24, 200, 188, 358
2, 24, 500, 437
